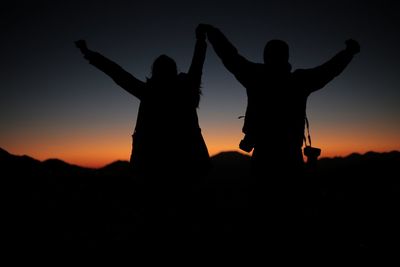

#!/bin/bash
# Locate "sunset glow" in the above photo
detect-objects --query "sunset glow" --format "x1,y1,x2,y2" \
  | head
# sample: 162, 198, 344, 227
1, 1, 399, 168
2, 121, 399, 168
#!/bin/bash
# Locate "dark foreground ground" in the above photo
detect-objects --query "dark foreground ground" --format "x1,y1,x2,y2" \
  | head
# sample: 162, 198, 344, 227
2, 148, 400, 253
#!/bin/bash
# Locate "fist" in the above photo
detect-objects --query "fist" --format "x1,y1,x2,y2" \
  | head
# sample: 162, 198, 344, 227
345, 39, 360, 55
75, 39, 88, 52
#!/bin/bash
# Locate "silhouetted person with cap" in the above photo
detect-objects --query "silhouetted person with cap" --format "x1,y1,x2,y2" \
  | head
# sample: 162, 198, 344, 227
203, 24, 360, 245
203, 24, 360, 178
76, 26, 211, 236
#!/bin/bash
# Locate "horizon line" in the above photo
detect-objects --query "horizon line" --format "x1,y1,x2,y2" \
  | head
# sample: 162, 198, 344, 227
1, 147, 399, 169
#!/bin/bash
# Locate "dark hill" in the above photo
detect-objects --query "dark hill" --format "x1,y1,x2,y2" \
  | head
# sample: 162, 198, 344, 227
209, 151, 251, 179
1, 147, 399, 250
96, 160, 132, 177
211, 150, 251, 163
0, 147, 11, 158
2, 147, 398, 177
42, 158, 93, 177
1, 148, 43, 177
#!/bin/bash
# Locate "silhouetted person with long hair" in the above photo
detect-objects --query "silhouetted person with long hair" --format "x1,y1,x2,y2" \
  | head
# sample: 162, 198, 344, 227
75, 26, 210, 178
76, 26, 211, 236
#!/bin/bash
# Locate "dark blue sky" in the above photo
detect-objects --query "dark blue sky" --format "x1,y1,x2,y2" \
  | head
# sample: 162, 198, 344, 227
1, 0, 399, 166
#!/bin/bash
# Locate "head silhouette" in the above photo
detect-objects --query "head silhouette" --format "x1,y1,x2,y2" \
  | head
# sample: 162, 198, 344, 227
263, 40, 290, 70
151, 54, 178, 81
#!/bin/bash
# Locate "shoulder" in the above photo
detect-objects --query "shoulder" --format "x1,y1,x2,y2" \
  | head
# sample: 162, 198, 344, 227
178, 72, 190, 82
242, 61, 261, 73
292, 68, 307, 75
291, 68, 311, 79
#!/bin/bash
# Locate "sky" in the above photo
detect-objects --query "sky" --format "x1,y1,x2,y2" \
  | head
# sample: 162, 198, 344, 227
1, 0, 399, 167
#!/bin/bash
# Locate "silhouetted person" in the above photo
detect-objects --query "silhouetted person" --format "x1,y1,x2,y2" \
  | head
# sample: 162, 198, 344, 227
203, 25, 360, 178
75, 27, 210, 178
203, 24, 360, 244
76, 26, 211, 236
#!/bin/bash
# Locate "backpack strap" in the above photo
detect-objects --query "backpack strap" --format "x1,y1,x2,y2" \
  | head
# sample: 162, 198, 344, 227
304, 114, 312, 147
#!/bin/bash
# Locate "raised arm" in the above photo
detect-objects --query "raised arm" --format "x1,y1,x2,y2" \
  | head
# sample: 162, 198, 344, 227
75, 40, 145, 99
297, 39, 360, 94
203, 24, 253, 78
187, 25, 208, 88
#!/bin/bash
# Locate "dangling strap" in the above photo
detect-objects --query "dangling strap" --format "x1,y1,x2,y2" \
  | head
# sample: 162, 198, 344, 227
304, 114, 312, 147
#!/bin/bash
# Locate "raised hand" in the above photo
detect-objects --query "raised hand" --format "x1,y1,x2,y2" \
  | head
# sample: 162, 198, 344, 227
345, 39, 360, 55
196, 24, 207, 40
75, 39, 89, 54
196, 24, 215, 40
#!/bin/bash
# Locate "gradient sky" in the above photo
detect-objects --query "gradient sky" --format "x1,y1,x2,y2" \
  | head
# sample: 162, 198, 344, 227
1, 0, 399, 167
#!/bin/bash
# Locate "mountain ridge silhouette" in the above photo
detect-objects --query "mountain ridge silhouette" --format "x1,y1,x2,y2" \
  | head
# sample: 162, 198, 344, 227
2, 147, 399, 172
2, 147, 399, 250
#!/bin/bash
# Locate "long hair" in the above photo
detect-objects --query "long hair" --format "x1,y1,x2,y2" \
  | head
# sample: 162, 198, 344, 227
147, 54, 201, 107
